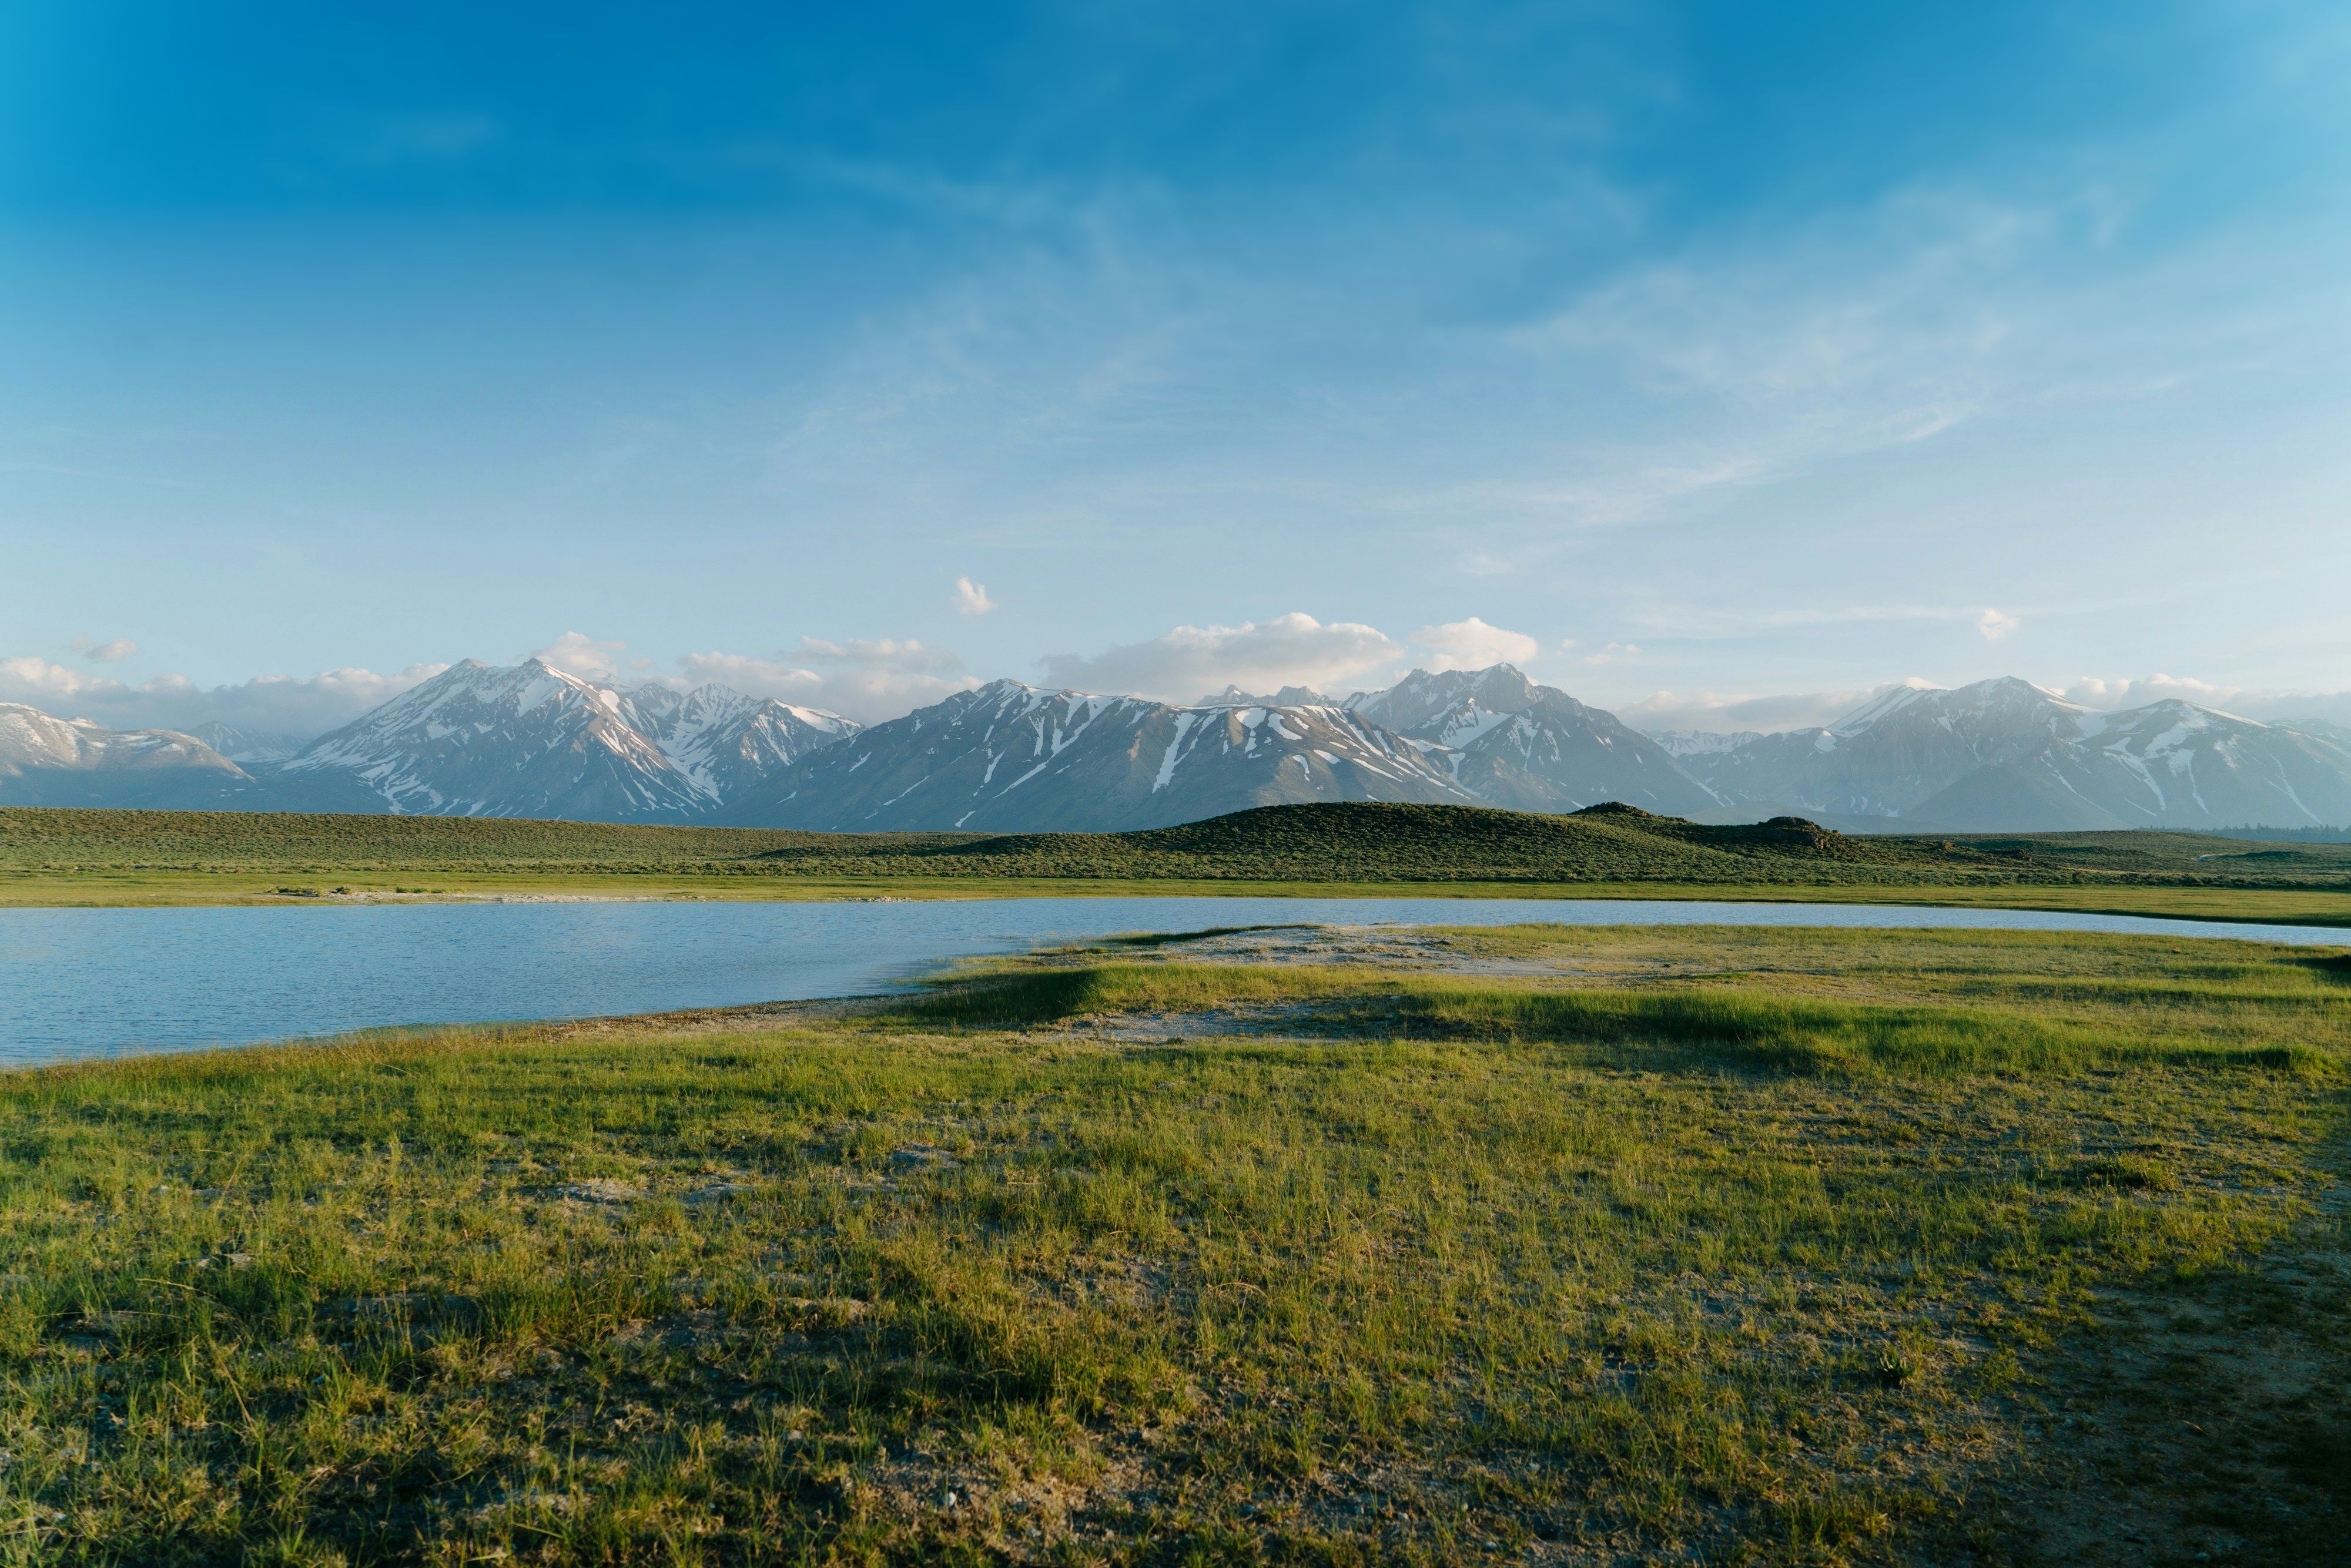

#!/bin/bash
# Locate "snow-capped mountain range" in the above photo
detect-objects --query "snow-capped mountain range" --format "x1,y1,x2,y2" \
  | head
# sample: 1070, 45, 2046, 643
260, 659, 859, 819
1671, 677, 2351, 832
5, 661, 2349, 833
1341, 665, 1713, 816
0, 703, 249, 808
716, 681, 1479, 832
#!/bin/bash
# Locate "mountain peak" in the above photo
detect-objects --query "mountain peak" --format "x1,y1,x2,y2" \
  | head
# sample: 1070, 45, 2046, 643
1826, 682, 1941, 735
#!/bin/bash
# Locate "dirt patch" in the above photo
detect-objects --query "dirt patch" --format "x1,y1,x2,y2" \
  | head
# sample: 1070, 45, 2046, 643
557, 1178, 642, 1205
1991, 1192, 2351, 1564
538, 992, 897, 1040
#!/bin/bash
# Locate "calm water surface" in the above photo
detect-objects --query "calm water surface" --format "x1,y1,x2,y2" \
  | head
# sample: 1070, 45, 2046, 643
2, 896, 2346, 1066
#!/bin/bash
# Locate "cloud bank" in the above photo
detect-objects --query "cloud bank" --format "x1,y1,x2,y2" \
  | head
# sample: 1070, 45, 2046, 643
2061, 675, 2351, 728
0, 655, 447, 739
1615, 684, 1920, 736
675, 638, 976, 725
1037, 614, 1399, 703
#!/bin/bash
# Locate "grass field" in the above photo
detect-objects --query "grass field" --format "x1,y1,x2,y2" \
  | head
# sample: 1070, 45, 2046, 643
5, 803, 2350, 926
2, 923, 2346, 1563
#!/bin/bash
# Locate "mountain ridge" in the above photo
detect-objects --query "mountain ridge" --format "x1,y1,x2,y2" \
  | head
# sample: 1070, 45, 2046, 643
716, 679, 1482, 832
6, 663, 2349, 833
1669, 677, 2351, 832
0, 703, 252, 809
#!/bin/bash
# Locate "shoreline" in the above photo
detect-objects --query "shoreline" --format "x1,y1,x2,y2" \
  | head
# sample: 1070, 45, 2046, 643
7, 903, 2349, 1074
3, 872, 2349, 927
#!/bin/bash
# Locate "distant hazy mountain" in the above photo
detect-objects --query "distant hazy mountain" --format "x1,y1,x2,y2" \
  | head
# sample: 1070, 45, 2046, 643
186, 722, 309, 769
719, 679, 1478, 832
1344, 665, 1716, 815
1670, 678, 2351, 830
270, 660, 859, 820
1649, 729, 1764, 758
2286, 717, 2351, 752
1198, 684, 1335, 707
0, 703, 251, 808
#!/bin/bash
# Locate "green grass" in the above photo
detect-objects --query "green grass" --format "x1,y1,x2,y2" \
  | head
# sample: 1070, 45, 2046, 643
0, 925, 2346, 1562
6, 802, 2351, 922
901, 960, 2339, 1075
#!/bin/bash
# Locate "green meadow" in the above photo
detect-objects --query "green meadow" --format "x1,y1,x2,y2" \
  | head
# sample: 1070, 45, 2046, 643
1, 923, 2346, 1563
5, 804, 2350, 929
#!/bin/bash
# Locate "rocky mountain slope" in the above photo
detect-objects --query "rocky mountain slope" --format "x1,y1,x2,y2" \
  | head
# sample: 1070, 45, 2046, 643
1343, 665, 1716, 815
621, 684, 859, 803
270, 661, 706, 819
720, 665, 1724, 832
1672, 678, 2351, 831
0, 703, 252, 808
718, 680, 1480, 832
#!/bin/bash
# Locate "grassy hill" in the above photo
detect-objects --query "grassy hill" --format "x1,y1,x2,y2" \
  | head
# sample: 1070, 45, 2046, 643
896, 802, 1945, 883
4, 801, 2350, 913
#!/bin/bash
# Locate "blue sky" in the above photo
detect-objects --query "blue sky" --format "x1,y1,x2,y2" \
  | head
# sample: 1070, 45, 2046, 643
3, 1, 2347, 733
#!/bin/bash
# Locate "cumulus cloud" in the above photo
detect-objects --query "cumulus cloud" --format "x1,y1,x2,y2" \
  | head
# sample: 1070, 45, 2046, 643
530, 632, 628, 683
952, 576, 997, 615
1409, 618, 1539, 672
0, 655, 446, 738
1976, 608, 2020, 641
70, 636, 137, 663
0, 656, 108, 703
675, 638, 976, 725
1581, 641, 1643, 666
1037, 614, 1399, 702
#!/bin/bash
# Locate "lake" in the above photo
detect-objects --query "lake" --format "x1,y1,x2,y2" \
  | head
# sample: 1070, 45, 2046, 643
2, 896, 2346, 1066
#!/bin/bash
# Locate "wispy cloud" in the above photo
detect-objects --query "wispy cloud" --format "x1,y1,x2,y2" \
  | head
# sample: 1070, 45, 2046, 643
1623, 601, 2006, 641
952, 576, 997, 615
